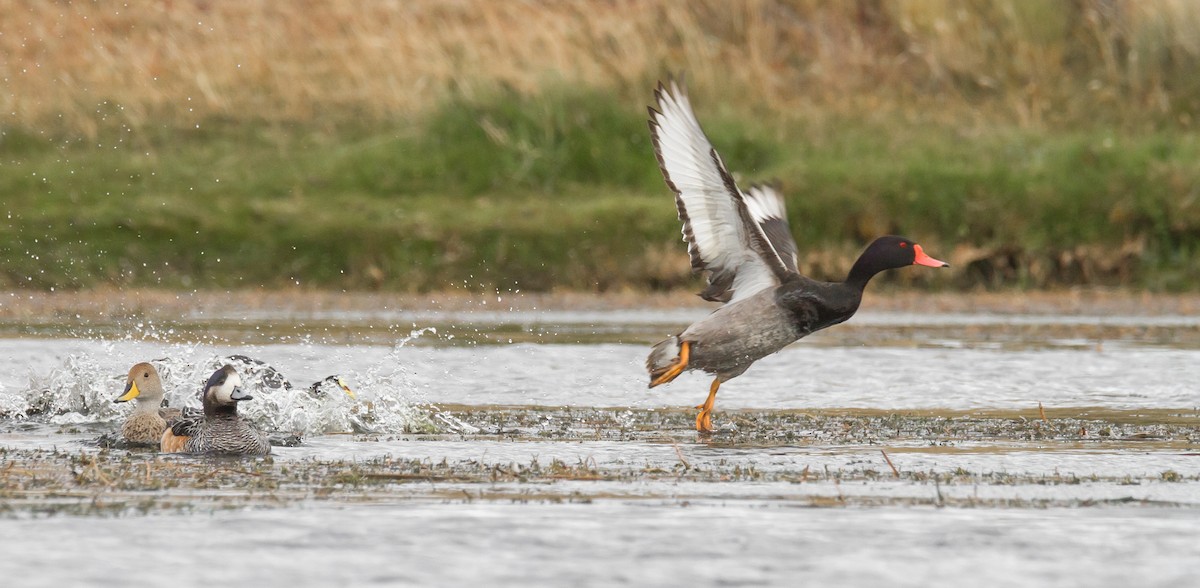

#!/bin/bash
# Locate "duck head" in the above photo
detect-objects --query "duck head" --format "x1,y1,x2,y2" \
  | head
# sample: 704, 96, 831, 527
846, 235, 948, 288
203, 365, 252, 414
114, 362, 166, 410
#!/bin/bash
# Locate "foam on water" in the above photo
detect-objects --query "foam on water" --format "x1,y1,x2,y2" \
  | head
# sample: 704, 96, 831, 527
4, 308, 1200, 432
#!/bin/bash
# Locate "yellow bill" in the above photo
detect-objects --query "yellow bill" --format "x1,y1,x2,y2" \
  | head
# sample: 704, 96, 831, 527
114, 380, 141, 403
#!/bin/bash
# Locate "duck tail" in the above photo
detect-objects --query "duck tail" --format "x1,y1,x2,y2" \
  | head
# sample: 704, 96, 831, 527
646, 335, 685, 387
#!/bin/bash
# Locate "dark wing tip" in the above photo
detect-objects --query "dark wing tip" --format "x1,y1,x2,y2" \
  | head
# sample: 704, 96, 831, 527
647, 105, 662, 134
647, 72, 717, 287
665, 71, 687, 93
652, 83, 667, 109
653, 74, 690, 111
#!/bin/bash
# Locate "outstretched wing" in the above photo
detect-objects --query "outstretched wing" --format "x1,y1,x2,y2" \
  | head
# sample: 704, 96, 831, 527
742, 183, 799, 272
648, 78, 795, 303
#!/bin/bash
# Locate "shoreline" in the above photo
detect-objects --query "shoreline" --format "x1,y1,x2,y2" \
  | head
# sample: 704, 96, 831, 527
3, 288, 1200, 321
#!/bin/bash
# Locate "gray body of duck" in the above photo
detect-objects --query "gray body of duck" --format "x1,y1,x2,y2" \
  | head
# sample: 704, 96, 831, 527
160, 365, 271, 456
668, 286, 810, 381
644, 78, 948, 432
662, 276, 867, 381
113, 362, 184, 446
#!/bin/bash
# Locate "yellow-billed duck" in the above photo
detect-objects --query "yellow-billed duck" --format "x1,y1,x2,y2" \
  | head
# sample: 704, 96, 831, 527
112, 362, 184, 446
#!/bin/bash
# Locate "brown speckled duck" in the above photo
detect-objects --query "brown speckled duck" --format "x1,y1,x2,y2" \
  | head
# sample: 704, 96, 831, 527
160, 365, 271, 456
645, 78, 949, 433
112, 362, 183, 446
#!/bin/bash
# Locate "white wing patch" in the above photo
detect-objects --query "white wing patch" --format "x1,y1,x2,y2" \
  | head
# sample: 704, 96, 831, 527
743, 184, 799, 272
648, 79, 795, 303
743, 184, 788, 223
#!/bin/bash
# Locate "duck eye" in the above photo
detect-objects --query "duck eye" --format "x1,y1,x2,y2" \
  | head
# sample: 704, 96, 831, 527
143, 372, 149, 378
899, 242, 908, 248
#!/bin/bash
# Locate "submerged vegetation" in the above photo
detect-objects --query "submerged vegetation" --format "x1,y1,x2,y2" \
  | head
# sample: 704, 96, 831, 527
2, 1, 1200, 291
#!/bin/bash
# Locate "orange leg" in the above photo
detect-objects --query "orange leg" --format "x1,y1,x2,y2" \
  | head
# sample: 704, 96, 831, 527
694, 378, 720, 433
649, 341, 690, 388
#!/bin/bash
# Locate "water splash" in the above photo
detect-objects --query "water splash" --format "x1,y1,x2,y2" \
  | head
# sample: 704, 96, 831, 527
0, 328, 443, 436
326, 327, 442, 434
28, 352, 125, 425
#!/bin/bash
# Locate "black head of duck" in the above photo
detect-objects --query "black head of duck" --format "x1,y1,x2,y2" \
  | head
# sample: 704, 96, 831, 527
845, 235, 949, 289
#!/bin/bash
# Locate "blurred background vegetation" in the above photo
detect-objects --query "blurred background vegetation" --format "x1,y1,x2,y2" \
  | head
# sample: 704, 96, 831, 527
2, 0, 1200, 292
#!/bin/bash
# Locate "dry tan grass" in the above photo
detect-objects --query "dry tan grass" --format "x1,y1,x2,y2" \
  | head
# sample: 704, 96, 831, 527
2, 0, 1198, 136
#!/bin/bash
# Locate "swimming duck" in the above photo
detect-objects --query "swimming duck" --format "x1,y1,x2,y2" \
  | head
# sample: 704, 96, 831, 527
160, 365, 271, 456
112, 362, 185, 446
645, 78, 949, 432
187, 356, 357, 443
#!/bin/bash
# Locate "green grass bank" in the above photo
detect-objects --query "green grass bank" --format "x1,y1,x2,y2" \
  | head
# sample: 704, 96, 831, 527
4, 1, 1200, 292
3, 87, 1200, 292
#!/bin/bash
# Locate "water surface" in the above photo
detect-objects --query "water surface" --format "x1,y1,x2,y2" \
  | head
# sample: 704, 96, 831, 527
2, 307, 1199, 587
